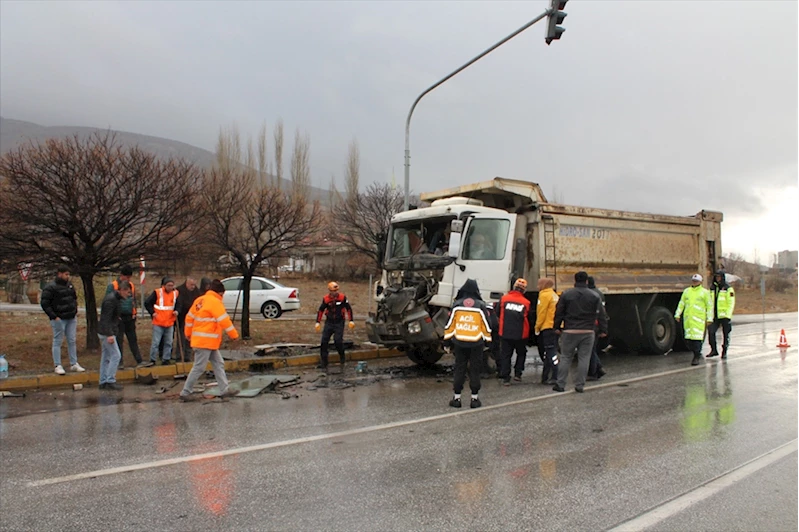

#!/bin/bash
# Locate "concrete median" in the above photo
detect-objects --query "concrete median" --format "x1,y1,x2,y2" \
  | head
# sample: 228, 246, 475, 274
0, 346, 404, 392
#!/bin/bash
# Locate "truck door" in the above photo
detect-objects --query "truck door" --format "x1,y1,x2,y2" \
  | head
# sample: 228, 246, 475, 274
453, 213, 516, 303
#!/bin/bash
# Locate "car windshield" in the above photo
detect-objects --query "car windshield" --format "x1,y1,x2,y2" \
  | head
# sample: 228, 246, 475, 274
387, 216, 455, 259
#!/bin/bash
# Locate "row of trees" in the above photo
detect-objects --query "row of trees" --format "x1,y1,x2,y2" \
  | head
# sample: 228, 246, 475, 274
0, 127, 408, 345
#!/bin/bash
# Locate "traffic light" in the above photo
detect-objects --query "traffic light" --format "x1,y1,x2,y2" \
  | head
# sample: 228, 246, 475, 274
545, 0, 568, 45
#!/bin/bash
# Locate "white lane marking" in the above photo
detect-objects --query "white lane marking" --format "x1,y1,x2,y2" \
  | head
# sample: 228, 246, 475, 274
28, 347, 796, 487
609, 439, 798, 532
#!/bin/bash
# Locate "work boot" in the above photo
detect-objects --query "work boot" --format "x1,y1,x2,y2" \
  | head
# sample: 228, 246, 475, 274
706, 351, 719, 358
596, 368, 606, 380
552, 385, 565, 392
721, 348, 727, 360
449, 397, 462, 408
220, 388, 240, 398
179, 393, 200, 402
470, 397, 482, 409
691, 355, 701, 366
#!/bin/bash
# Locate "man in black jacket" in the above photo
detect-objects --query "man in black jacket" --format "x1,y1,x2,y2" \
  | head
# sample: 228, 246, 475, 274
97, 280, 132, 391
41, 265, 84, 375
553, 271, 608, 393
174, 277, 201, 361
586, 276, 608, 381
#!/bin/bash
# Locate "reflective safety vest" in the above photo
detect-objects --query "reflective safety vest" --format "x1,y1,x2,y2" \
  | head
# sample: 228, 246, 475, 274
444, 306, 492, 343
674, 285, 713, 341
152, 287, 178, 327
713, 285, 735, 320
184, 291, 239, 350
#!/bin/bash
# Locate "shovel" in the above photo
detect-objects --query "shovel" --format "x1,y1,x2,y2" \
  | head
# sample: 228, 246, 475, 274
174, 322, 187, 379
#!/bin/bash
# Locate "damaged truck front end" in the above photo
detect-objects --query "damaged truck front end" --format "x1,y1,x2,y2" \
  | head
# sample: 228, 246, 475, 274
365, 215, 459, 365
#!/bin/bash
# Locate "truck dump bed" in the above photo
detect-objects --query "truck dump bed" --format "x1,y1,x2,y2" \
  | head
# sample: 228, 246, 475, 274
421, 178, 723, 295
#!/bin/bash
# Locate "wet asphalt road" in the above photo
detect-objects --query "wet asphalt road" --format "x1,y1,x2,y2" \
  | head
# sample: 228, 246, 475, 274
0, 313, 796, 531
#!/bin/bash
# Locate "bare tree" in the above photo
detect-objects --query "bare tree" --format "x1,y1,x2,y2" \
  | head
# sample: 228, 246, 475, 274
344, 138, 360, 202
333, 182, 405, 271
203, 128, 320, 338
0, 133, 202, 348
290, 128, 311, 199
723, 252, 746, 275
257, 121, 269, 186
273, 119, 284, 190
329, 174, 342, 211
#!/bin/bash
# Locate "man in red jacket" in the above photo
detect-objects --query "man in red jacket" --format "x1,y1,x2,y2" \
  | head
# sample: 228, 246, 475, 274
497, 278, 532, 385
315, 281, 354, 371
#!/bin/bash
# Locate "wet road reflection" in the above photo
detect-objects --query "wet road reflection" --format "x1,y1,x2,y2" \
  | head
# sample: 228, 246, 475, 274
0, 315, 795, 531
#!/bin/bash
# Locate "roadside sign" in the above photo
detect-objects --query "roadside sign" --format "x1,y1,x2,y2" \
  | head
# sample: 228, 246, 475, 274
18, 263, 32, 281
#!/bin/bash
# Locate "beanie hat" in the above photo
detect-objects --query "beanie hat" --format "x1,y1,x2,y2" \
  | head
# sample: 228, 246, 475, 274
161, 276, 173, 286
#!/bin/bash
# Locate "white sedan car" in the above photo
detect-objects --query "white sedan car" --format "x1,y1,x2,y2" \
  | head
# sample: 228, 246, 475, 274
220, 276, 300, 319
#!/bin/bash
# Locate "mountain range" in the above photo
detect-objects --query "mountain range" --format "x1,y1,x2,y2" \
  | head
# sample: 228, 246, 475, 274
0, 117, 329, 201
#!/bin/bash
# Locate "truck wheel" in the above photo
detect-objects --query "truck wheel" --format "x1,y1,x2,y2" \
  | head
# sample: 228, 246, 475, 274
407, 347, 444, 366
644, 306, 676, 354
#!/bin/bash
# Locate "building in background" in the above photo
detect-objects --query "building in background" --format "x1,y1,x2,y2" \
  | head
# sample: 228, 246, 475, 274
774, 250, 798, 272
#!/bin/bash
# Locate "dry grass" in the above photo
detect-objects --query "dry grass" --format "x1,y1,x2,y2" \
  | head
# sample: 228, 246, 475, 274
0, 277, 374, 376
2, 278, 794, 377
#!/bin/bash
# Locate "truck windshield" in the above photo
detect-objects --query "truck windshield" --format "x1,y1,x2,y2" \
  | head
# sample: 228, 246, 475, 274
463, 219, 510, 260
388, 217, 455, 259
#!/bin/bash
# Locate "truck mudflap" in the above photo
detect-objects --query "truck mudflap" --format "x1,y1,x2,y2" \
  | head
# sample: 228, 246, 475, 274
365, 307, 440, 346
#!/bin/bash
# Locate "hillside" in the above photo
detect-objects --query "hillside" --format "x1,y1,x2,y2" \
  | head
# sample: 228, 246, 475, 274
0, 117, 329, 202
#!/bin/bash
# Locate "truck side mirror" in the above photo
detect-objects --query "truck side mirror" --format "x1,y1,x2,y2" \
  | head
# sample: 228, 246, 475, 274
450, 220, 464, 233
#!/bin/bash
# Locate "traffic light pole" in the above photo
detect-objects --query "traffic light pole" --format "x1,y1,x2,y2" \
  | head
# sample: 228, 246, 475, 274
403, 8, 552, 211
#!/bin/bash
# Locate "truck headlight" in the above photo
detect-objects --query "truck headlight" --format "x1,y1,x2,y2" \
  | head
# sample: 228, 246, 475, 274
407, 321, 422, 334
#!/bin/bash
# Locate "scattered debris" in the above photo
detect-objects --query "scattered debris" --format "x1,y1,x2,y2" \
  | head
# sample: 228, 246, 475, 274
136, 372, 159, 385
72, 384, 83, 391
0, 391, 25, 398
203, 375, 300, 398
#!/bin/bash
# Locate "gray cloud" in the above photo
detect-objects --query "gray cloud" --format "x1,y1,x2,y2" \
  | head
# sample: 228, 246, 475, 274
1, 0, 796, 219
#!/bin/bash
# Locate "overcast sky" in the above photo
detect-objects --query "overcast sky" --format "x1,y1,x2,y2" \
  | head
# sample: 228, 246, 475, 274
1, 1, 796, 263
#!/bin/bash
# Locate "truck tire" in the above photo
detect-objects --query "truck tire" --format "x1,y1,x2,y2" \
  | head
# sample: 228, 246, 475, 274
407, 346, 444, 366
644, 306, 676, 354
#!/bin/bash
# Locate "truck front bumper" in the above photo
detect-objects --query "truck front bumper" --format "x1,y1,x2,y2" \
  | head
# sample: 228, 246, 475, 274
365, 308, 439, 346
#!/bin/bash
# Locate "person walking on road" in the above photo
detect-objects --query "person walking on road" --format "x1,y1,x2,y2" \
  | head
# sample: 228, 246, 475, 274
175, 277, 201, 361
41, 265, 84, 375
179, 279, 240, 401
106, 265, 143, 368
707, 269, 735, 360
586, 276, 608, 381
552, 271, 608, 393
535, 277, 560, 385
97, 280, 131, 391
497, 278, 532, 385
315, 282, 354, 372
444, 279, 493, 408
144, 277, 179, 366
675, 273, 713, 366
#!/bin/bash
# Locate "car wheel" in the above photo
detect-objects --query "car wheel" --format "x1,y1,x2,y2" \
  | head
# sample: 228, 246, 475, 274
261, 301, 282, 319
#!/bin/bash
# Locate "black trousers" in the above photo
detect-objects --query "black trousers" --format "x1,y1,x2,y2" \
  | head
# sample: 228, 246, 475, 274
453, 344, 483, 395
708, 319, 732, 354
499, 338, 527, 380
320, 321, 345, 367
116, 315, 142, 364
686, 339, 703, 358
588, 335, 603, 376
537, 329, 559, 382
175, 315, 193, 362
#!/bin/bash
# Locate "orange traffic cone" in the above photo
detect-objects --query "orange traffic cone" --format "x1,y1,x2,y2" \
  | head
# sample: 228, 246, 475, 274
776, 329, 791, 348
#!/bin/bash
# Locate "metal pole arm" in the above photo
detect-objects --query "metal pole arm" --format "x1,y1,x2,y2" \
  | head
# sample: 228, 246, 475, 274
403, 8, 551, 210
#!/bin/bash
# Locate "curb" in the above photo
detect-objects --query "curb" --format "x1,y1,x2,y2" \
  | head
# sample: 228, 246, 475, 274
0, 347, 404, 392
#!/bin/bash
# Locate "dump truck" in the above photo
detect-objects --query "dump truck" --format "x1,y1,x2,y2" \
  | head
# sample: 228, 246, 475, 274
365, 177, 723, 364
